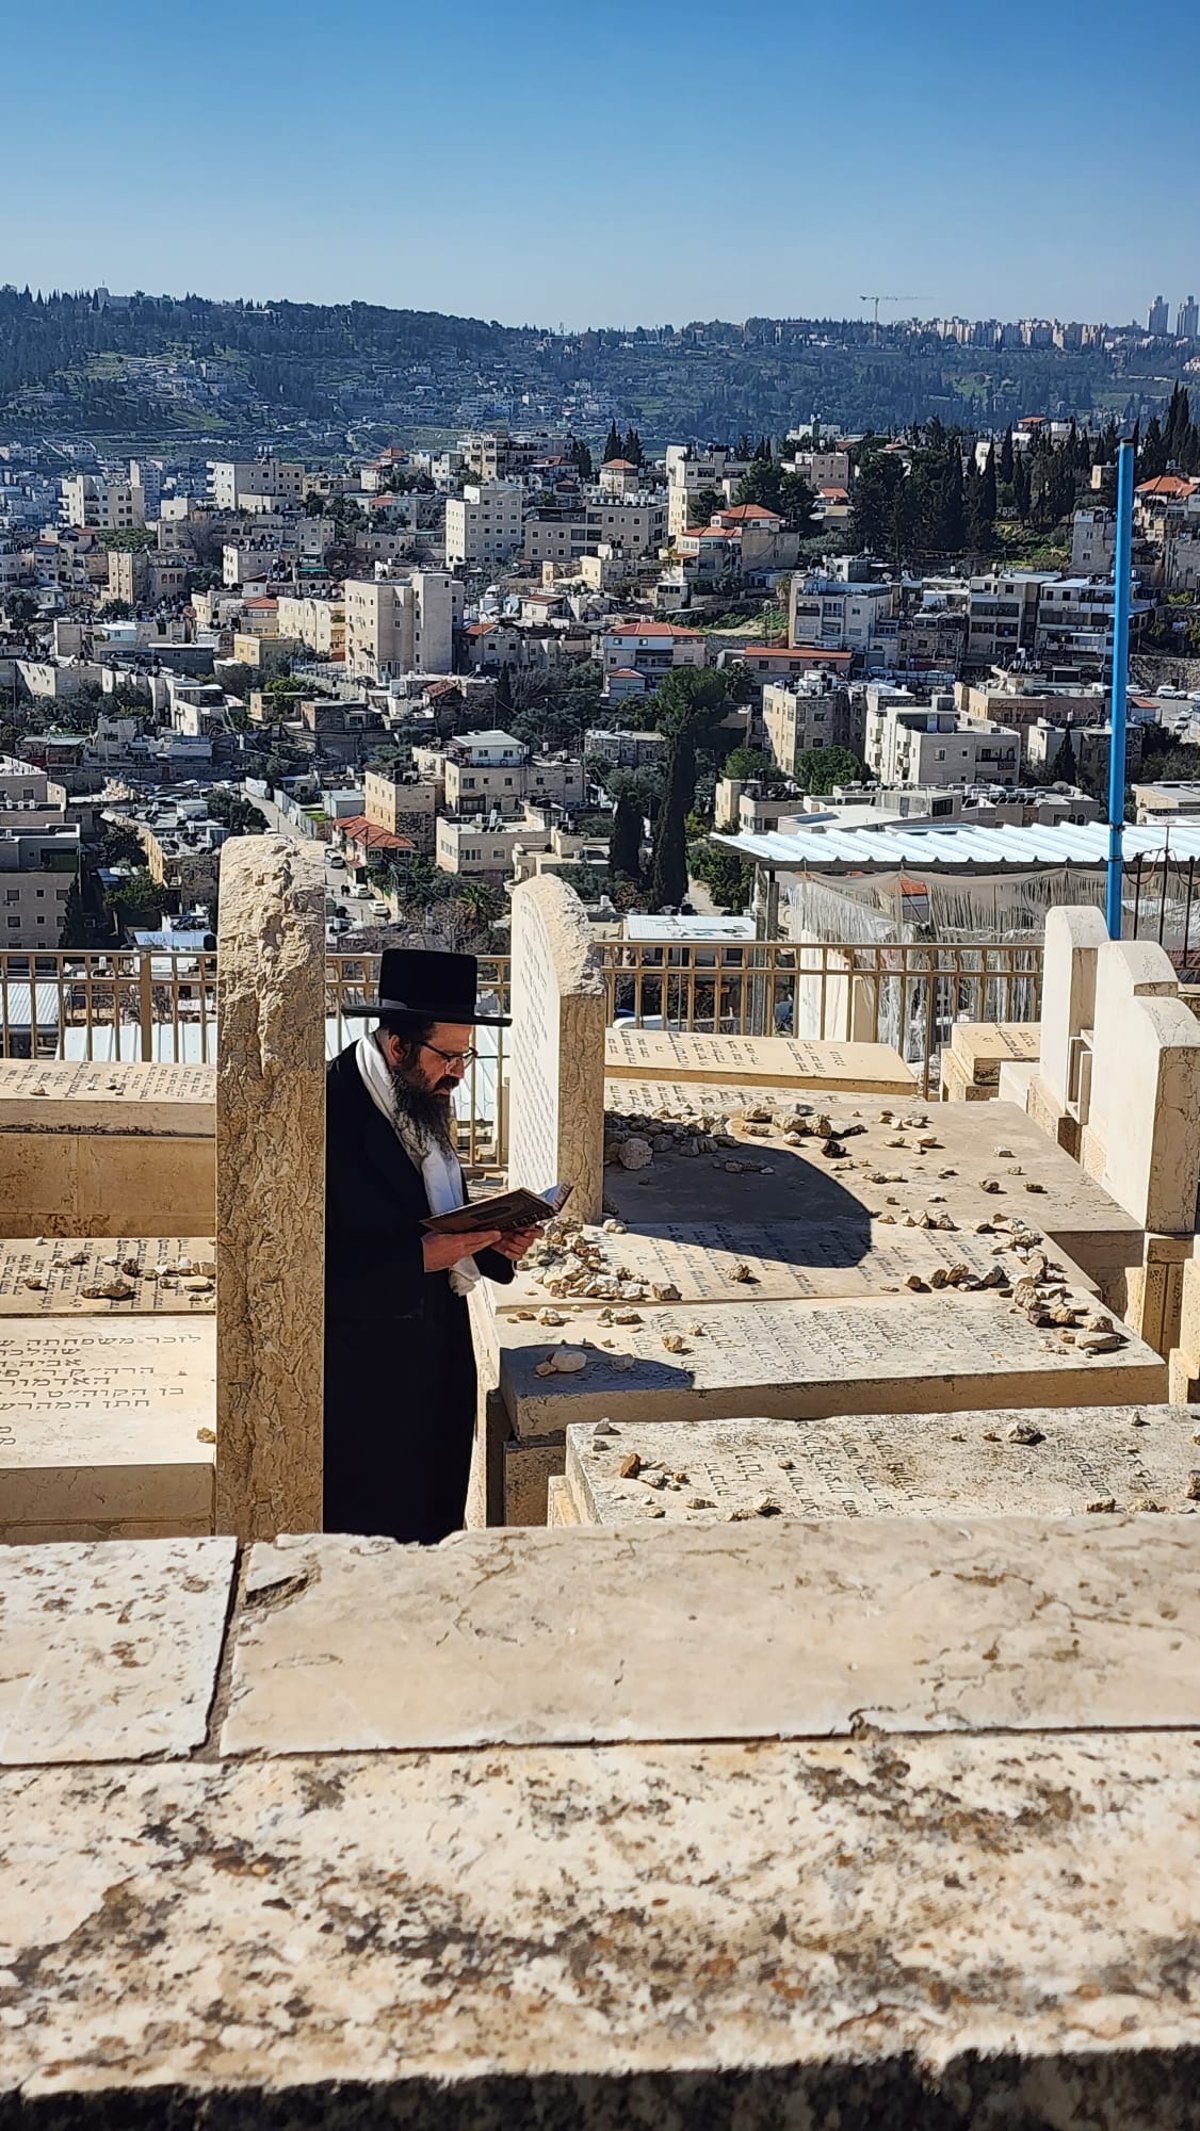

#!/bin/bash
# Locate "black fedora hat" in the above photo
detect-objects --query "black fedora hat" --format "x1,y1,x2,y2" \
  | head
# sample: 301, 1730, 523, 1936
342, 948, 511, 1027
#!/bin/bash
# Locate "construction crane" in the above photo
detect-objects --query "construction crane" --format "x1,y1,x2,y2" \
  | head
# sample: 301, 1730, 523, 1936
860, 294, 917, 344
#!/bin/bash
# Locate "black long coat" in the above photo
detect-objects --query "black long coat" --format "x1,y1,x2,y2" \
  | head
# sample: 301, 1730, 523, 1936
323, 1044, 514, 1544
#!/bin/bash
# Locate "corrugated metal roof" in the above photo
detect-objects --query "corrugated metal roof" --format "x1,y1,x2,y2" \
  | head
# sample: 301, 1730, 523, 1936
0, 983, 64, 1029
713, 820, 1200, 873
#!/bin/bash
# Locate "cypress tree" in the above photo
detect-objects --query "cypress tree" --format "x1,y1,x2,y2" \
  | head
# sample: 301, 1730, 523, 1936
999, 426, 1015, 485
622, 426, 644, 466
603, 420, 622, 464
609, 784, 643, 882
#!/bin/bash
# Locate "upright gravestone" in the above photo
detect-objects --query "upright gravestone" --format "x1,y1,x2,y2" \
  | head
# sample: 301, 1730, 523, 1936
506, 876, 606, 1223
1027, 905, 1108, 1154
215, 837, 326, 1540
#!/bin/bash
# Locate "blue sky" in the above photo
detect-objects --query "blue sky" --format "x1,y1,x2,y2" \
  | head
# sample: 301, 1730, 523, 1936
3, 0, 1197, 328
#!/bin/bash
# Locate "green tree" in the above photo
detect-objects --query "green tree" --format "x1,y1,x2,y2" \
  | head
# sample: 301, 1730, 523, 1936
622, 426, 644, 466
722, 746, 781, 785
1139, 416, 1168, 481
850, 445, 906, 560
494, 663, 514, 715
689, 484, 724, 528
687, 838, 752, 913
733, 453, 784, 514
58, 879, 90, 948
793, 745, 870, 793
103, 868, 168, 929
608, 780, 643, 882
778, 470, 818, 534
603, 420, 622, 464
207, 789, 269, 836
974, 443, 998, 550
98, 820, 146, 869
1053, 727, 1077, 782
570, 436, 594, 482
999, 427, 1015, 485
648, 669, 738, 909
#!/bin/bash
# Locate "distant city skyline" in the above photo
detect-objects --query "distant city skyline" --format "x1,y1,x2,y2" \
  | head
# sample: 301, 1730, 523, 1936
2, 0, 1198, 332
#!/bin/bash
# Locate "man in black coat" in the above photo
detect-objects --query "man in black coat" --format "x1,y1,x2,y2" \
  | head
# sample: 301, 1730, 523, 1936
324, 948, 538, 1544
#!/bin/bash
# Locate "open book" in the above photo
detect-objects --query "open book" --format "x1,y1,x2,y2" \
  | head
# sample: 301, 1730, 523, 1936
421, 1182, 572, 1238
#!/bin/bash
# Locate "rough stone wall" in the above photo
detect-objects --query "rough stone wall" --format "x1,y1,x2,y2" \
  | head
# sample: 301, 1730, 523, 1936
215, 837, 325, 1538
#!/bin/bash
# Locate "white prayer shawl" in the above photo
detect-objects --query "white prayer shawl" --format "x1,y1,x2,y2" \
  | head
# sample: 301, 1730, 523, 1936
355, 1033, 481, 1295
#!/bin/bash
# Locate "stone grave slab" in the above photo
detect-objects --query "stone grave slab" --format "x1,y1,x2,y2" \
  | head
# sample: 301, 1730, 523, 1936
604, 1027, 916, 1092
561, 1408, 1200, 1528
0, 1237, 215, 1315
507, 876, 606, 1220
485, 1217, 1098, 1316
222, 1515, 1200, 1755
949, 1020, 1040, 1081
0, 1318, 216, 1541
0, 1535, 234, 1762
495, 1293, 1166, 1437
600, 1097, 1144, 1298
0, 1059, 215, 1135
8, 1736, 1200, 2118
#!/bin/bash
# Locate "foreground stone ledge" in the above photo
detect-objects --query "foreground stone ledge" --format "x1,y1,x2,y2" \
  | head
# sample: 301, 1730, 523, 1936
0, 1537, 235, 1764
221, 1517, 1200, 1756
560, 1406, 1200, 1528
3, 1737, 1200, 2121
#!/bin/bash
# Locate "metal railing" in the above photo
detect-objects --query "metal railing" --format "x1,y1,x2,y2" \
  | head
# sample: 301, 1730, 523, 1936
0, 940, 1046, 1130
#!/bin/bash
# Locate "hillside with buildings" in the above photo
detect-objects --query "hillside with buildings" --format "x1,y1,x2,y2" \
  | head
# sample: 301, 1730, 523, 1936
2, 284, 1200, 450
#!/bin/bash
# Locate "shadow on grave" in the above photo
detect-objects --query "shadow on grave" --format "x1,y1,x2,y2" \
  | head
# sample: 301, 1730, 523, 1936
600, 1138, 874, 1271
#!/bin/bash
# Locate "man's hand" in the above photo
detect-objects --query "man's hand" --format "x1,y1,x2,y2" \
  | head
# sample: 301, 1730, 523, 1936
489, 1225, 543, 1263
422, 1228, 502, 1274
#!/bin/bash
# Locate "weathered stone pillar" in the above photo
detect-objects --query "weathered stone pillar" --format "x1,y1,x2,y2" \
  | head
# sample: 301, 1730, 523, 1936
215, 836, 326, 1539
506, 875, 606, 1222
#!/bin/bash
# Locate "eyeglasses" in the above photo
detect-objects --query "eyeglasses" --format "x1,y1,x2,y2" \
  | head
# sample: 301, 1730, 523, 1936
422, 1041, 478, 1069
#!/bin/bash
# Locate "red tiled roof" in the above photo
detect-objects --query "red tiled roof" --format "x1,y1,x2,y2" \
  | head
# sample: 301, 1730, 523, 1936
737, 645, 854, 665
1137, 474, 1197, 497
339, 817, 416, 852
819, 487, 850, 500
605, 621, 700, 638
716, 503, 781, 523
602, 458, 636, 470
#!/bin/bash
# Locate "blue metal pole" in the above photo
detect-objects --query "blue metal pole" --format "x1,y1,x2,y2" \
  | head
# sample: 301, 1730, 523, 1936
1105, 439, 1135, 938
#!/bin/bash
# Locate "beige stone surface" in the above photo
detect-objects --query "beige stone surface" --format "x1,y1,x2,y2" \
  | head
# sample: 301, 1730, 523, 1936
938, 1050, 990, 1102
1, 1419, 213, 1540
598, 1096, 1143, 1301
1039, 904, 1108, 1108
1026, 1066, 1081, 1157
485, 1216, 1098, 1315
1092, 993, 1200, 1233
0, 1132, 215, 1239
949, 1020, 1039, 1080
215, 837, 325, 1540
563, 1408, 1200, 1527
495, 1293, 1165, 1437
503, 1436, 565, 1525
0, 1535, 234, 1762
0, 1318, 215, 1539
0, 1236, 214, 1315
224, 1516, 1200, 1754
7, 1736, 1200, 2116
506, 876, 606, 1222
997, 1056, 1038, 1107
0, 1059, 215, 1135
605, 1026, 916, 1091
545, 1472, 581, 1525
